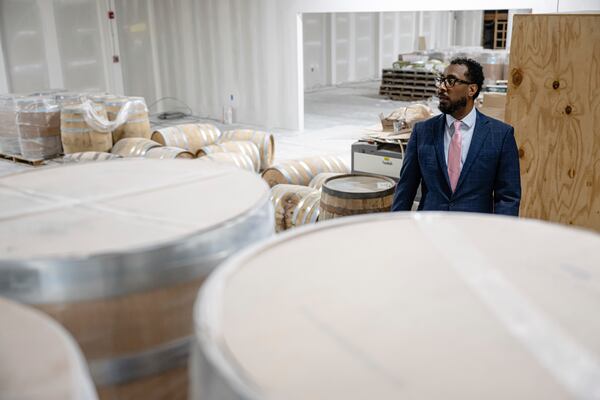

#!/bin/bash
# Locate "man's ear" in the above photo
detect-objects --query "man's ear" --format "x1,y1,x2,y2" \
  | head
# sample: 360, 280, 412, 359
468, 83, 478, 99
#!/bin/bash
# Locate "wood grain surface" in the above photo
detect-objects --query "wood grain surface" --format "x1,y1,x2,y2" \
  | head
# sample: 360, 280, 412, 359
506, 14, 600, 230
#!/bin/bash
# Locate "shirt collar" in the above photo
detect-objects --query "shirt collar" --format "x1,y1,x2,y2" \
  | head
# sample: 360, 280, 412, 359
445, 106, 477, 129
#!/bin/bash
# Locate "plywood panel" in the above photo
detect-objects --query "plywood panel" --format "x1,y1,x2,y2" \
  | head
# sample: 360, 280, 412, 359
505, 14, 600, 231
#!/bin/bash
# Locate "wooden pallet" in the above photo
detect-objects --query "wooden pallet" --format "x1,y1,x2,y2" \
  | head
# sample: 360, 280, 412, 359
380, 68, 437, 100
0, 153, 46, 166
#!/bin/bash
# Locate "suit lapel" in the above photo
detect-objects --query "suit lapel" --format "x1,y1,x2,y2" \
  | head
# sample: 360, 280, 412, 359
433, 114, 451, 191
455, 110, 490, 193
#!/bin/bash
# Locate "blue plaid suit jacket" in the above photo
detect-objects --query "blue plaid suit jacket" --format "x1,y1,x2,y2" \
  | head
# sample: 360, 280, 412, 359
391, 110, 521, 216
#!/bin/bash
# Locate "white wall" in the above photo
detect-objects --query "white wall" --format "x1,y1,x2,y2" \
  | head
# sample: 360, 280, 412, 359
303, 10, 485, 90
0, 0, 598, 129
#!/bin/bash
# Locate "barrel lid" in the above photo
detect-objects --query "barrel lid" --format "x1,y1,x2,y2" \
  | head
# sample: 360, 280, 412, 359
195, 213, 600, 400
0, 159, 273, 303
323, 174, 395, 199
0, 297, 97, 400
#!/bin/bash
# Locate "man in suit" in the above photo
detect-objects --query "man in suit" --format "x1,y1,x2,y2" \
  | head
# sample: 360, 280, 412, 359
391, 58, 521, 216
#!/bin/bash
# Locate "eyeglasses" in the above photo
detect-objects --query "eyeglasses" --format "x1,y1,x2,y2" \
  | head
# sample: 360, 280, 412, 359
434, 75, 473, 88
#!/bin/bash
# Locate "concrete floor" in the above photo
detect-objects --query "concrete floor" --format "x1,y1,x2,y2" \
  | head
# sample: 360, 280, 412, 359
0, 80, 411, 176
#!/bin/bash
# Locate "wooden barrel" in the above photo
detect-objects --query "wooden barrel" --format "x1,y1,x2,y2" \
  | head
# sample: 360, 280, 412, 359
62, 151, 122, 163
0, 297, 98, 400
261, 155, 348, 187
111, 137, 162, 157
308, 172, 344, 191
290, 190, 321, 228
61, 103, 112, 154
145, 146, 195, 159
105, 96, 152, 143
0, 95, 23, 155
197, 141, 261, 172
218, 129, 274, 170
192, 213, 600, 400
270, 184, 318, 232
319, 174, 395, 220
151, 124, 221, 154
0, 159, 274, 400
197, 152, 257, 172
16, 97, 62, 159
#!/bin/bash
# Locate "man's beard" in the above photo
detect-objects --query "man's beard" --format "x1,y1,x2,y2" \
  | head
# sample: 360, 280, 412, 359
438, 96, 467, 115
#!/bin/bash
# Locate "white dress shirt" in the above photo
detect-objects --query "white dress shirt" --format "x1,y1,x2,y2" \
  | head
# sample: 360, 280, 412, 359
444, 106, 477, 168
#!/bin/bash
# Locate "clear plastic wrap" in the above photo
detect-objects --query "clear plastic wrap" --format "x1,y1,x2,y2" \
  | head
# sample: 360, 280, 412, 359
60, 103, 112, 154
0, 95, 22, 155
16, 96, 62, 159
104, 96, 152, 142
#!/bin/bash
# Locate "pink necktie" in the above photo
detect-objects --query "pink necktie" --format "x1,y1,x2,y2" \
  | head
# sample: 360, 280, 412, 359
448, 120, 462, 192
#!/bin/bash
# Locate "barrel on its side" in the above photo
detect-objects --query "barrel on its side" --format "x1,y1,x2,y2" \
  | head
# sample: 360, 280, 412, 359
197, 152, 257, 172
308, 172, 344, 191
111, 138, 162, 157
144, 146, 195, 159
261, 155, 348, 187
62, 152, 122, 163
61, 104, 112, 154
219, 129, 274, 170
290, 190, 321, 228
270, 184, 318, 232
319, 174, 395, 220
152, 124, 221, 154
197, 141, 261, 172
0, 298, 97, 400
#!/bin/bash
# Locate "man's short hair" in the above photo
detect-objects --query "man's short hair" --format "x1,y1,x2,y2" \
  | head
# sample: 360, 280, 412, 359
450, 57, 484, 99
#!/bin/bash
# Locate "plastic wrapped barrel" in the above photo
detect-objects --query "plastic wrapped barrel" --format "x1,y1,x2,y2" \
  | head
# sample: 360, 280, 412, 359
0, 159, 274, 400
192, 213, 600, 400
0, 297, 98, 400
105, 96, 152, 142
0, 94, 24, 155
61, 103, 112, 154
16, 96, 62, 159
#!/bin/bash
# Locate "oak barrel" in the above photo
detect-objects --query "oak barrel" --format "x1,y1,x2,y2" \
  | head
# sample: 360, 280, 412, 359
151, 124, 221, 154
144, 146, 195, 159
0, 159, 274, 400
197, 141, 261, 172
0, 95, 23, 155
192, 213, 600, 399
308, 172, 344, 191
0, 297, 97, 400
261, 155, 348, 187
197, 152, 257, 172
105, 97, 152, 143
111, 137, 162, 157
319, 174, 395, 220
270, 184, 319, 232
16, 97, 62, 159
62, 151, 122, 163
218, 129, 274, 170
61, 103, 112, 154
